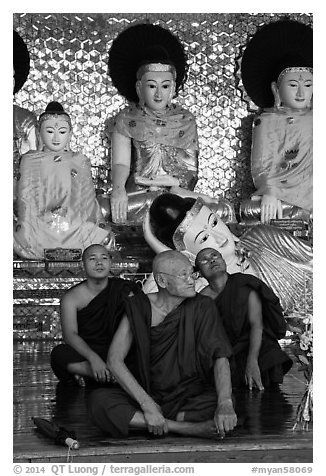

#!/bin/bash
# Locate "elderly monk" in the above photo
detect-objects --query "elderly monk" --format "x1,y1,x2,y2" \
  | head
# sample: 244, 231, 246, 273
88, 250, 237, 438
51, 244, 140, 385
195, 248, 293, 390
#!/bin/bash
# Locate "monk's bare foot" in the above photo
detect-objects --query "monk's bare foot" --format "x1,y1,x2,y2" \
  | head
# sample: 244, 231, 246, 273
168, 419, 218, 438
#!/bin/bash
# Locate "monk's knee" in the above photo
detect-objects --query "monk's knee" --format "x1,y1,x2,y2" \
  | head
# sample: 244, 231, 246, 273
50, 344, 72, 381
87, 388, 135, 437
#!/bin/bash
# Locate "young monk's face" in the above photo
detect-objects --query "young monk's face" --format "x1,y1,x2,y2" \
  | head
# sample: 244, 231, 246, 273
83, 245, 111, 279
196, 248, 227, 280
277, 70, 313, 109
137, 71, 175, 111
40, 117, 71, 152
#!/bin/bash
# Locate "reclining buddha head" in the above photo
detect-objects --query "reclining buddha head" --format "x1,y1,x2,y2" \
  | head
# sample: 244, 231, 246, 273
144, 193, 237, 267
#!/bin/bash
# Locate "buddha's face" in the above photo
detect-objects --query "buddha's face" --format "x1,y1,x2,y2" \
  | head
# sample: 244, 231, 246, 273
39, 117, 71, 152
277, 70, 313, 109
136, 71, 175, 111
181, 205, 236, 265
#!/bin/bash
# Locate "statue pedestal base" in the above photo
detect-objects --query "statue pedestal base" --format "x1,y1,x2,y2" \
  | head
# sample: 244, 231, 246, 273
13, 249, 147, 341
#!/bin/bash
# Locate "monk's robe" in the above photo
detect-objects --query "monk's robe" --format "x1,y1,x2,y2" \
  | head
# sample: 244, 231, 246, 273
212, 273, 292, 387
88, 293, 232, 437
51, 277, 141, 382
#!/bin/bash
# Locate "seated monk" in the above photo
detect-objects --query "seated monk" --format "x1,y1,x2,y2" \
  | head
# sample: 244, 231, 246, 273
240, 20, 313, 224
143, 193, 312, 312
14, 101, 114, 259
51, 244, 141, 386
88, 250, 237, 438
195, 248, 293, 390
101, 23, 234, 225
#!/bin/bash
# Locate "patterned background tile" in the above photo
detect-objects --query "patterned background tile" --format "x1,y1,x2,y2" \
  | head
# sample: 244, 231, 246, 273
13, 12, 312, 211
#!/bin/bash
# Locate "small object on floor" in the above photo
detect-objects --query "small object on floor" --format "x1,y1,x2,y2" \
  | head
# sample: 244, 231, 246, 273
74, 374, 86, 387
32, 417, 80, 449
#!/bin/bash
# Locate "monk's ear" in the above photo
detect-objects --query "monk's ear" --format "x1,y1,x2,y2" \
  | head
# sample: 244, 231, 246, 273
155, 272, 167, 289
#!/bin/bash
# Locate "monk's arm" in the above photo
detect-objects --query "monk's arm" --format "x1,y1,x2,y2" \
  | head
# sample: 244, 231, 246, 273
246, 290, 264, 390
107, 316, 167, 433
60, 291, 110, 381
213, 357, 237, 437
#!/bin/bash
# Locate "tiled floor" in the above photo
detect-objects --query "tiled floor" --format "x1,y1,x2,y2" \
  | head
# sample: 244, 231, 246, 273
13, 340, 312, 463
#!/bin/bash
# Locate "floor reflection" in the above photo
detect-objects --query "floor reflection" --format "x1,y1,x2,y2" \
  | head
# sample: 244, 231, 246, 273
234, 387, 294, 435
14, 340, 306, 441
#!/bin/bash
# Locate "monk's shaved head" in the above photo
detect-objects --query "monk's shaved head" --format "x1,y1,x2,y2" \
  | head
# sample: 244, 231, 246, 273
153, 250, 196, 297
82, 244, 111, 263
153, 250, 191, 275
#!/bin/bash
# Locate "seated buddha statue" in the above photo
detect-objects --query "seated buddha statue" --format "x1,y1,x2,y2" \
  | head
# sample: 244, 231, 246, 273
100, 23, 235, 226
14, 102, 114, 260
239, 19, 313, 225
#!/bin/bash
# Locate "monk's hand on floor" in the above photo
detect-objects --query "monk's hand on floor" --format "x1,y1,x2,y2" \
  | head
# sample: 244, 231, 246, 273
142, 400, 168, 436
89, 355, 111, 383
214, 399, 237, 438
245, 358, 264, 391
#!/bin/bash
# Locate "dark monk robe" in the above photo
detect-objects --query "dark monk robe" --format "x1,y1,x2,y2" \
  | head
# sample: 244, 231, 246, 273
88, 292, 232, 437
212, 273, 292, 388
51, 277, 141, 383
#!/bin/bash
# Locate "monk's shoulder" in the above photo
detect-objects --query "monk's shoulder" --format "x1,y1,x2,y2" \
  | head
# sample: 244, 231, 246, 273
190, 293, 217, 312
107, 277, 141, 297
61, 281, 87, 305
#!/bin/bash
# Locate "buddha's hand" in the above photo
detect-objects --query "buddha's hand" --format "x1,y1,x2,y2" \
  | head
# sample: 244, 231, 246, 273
245, 357, 264, 391
260, 194, 283, 223
141, 400, 168, 436
110, 188, 128, 223
135, 174, 180, 187
214, 399, 237, 438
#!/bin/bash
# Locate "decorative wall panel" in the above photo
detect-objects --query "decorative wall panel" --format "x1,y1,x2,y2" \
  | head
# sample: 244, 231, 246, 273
13, 13, 312, 211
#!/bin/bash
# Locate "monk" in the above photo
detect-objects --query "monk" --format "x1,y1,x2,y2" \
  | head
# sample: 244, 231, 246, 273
195, 247, 293, 390
88, 250, 237, 438
50, 244, 140, 385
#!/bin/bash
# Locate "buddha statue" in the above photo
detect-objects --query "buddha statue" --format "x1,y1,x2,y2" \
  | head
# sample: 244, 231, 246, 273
99, 23, 235, 226
14, 102, 114, 259
240, 19, 313, 226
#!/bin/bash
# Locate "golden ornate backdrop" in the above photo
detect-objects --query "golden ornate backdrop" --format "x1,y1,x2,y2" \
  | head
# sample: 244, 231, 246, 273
13, 13, 312, 211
